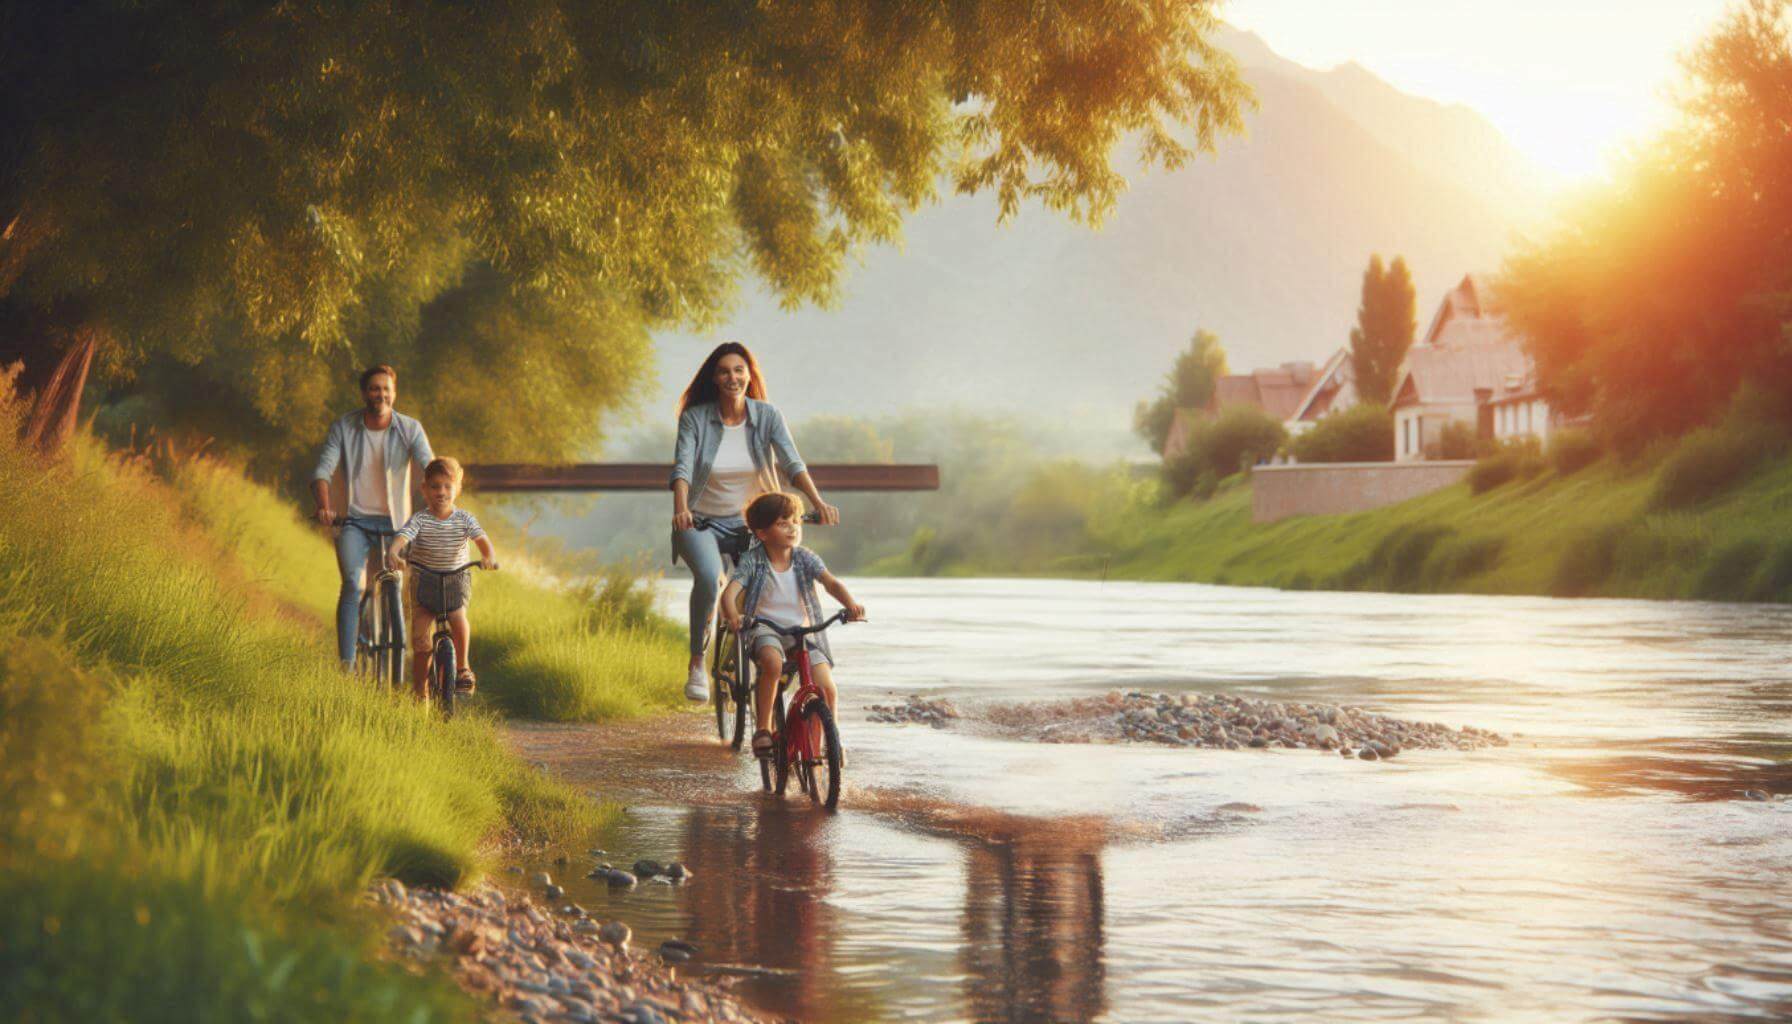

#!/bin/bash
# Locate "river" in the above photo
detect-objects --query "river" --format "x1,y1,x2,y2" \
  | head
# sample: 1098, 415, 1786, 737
509, 577, 1792, 1023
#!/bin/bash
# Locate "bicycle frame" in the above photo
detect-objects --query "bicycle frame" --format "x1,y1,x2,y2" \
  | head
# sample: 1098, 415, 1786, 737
755, 610, 850, 771
339, 519, 406, 683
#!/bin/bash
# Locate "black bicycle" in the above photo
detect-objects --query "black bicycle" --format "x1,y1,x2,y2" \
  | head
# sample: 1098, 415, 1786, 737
694, 515, 754, 750
409, 560, 484, 718
338, 519, 407, 688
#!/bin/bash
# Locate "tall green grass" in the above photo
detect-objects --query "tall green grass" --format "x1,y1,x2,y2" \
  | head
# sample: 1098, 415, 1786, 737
0, 393, 683, 1018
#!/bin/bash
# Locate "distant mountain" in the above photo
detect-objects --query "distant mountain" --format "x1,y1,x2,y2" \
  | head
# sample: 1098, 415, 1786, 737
637, 28, 1552, 440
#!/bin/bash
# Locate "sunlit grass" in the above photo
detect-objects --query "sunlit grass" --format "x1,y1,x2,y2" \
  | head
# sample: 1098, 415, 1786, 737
0, 401, 683, 1017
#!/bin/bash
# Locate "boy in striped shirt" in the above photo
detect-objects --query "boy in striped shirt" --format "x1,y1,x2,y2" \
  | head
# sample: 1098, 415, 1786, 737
386, 457, 498, 698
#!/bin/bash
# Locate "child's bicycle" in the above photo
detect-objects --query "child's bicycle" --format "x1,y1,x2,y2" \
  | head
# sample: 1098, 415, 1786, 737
337, 518, 407, 688
408, 559, 485, 718
699, 511, 826, 751
746, 610, 858, 811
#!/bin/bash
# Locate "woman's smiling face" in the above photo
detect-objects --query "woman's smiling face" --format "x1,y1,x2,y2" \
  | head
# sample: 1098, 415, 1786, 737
713, 353, 751, 399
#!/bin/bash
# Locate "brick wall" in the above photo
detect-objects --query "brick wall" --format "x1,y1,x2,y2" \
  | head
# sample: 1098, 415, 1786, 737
1250, 461, 1473, 523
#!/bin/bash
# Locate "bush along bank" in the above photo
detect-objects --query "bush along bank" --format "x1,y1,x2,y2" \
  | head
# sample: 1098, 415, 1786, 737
0, 390, 686, 1019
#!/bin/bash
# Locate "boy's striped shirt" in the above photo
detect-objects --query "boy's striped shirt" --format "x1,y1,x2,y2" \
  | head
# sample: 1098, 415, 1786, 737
397, 508, 484, 571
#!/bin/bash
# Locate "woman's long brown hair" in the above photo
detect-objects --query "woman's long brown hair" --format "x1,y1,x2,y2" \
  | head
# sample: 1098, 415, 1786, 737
678, 342, 768, 415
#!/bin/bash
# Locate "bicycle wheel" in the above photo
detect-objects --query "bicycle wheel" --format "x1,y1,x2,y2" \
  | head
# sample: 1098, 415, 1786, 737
764, 688, 786, 794
382, 576, 407, 689
355, 589, 380, 683
729, 630, 751, 751
799, 698, 843, 811
432, 634, 456, 718
710, 622, 732, 742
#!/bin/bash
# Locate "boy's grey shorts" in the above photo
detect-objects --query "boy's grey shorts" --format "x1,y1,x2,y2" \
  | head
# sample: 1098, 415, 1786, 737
747, 624, 831, 668
408, 566, 472, 616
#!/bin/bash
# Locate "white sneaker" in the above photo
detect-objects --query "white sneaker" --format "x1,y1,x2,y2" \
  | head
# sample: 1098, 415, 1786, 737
684, 666, 709, 703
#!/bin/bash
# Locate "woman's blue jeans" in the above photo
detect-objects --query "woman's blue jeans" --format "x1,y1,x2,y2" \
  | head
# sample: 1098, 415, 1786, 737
333, 515, 395, 665
674, 516, 750, 659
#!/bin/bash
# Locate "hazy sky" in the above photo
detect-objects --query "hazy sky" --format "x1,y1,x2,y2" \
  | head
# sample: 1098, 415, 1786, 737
1225, 0, 1734, 181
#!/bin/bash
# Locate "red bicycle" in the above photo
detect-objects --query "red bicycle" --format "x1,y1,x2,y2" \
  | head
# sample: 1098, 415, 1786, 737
747, 610, 856, 811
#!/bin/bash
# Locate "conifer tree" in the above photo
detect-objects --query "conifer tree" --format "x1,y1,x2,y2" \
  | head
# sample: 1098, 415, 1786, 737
1348, 255, 1417, 406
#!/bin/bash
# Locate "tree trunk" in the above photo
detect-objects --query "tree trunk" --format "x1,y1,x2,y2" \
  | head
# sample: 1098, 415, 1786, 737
21, 326, 98, 454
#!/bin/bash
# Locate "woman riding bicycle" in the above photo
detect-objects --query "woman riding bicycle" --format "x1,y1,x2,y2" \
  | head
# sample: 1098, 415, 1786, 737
669, 342, 839, 702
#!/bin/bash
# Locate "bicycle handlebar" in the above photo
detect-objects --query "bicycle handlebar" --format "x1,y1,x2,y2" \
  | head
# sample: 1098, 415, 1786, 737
741, 609, 860, 639
406, 560, 488, 574
694, 511, 827, 529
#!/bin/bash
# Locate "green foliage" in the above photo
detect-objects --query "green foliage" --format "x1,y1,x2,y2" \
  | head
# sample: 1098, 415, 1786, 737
1547, 429, 1602, 476
1349, 524, 1456, 592
1498, 1, 1792, 449
1290, 403, 1393, 463
1134, 329, 1230, 453
0, 382, 688, 1015
1649, 423, 1784, 509
1430, 420, 1479, 461
2, 0, 1250, 468
1468, 441, 1546, 494
1695, 539, 1769, 601
1163, 404, 1285, 498
1347, 254, 1417, 406
1550, 524, 1626, 597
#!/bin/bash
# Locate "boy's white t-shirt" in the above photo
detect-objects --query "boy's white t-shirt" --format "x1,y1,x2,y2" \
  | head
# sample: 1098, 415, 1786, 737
757, 566, 808, 629
691, 423, 755, 517
347, 425, 390, 518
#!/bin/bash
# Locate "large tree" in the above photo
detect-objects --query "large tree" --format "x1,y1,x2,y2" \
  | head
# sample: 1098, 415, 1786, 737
1499, 0, 1792, 449
0, 0, 1249, 464
1347, 254, 1416, 406
1134, 328, 1229, 453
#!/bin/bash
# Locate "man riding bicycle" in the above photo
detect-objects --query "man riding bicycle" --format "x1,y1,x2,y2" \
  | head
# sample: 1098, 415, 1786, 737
311, 364, 435, 668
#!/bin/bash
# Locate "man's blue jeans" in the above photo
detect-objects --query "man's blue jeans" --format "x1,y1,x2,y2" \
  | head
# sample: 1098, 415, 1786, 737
334, 515, 395, 665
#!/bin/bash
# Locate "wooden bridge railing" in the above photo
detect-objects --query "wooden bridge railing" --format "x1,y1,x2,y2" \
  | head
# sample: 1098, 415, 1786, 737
463, 463, 940, 493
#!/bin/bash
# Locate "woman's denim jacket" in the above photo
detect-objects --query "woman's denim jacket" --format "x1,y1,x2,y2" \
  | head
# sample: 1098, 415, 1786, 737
668, 398, 807, 562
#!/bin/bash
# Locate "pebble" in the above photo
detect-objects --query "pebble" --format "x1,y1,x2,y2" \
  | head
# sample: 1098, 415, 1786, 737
1358, 747, 1380, 761
665, 862, 692, 882
1744, 789, 1771, 802
373, 881, 759, 1022
600, 920, 632, 948
633, 859, 664, 878
865, 695, 961, 726
990, 691, 1505, 757
533, 872, 553, 888
544, 884, 564, 900
606, 870, 639, 889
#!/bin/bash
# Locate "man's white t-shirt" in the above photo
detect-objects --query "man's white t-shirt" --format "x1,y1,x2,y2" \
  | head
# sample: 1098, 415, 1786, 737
692, 422, 756, 518
348, 425, 390, 518
757, 566, 808, 629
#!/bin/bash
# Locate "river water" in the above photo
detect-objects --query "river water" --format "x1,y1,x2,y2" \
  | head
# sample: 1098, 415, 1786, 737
511, 577, 1792, 1023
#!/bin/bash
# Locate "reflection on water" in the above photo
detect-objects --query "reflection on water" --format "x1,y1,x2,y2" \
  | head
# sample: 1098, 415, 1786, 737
508, 578, 1792, 1023
961, 826, 1106, 1023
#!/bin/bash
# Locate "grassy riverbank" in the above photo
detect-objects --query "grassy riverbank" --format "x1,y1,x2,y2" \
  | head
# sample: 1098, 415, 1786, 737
0, 403, 684, 1018
871, 433, 1792, 603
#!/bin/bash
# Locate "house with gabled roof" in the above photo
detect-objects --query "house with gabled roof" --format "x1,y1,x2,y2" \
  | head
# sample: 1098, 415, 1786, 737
1285, 348, 1357, 436
1391, 273, 1555, 461
1162, 360, 1318, 461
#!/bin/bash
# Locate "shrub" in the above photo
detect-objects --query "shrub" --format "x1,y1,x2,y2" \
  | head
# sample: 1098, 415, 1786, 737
1291, 404, 1393, 463
1694, 539, 1767, 601
1357, 524, 1455, 592
1547, 429, 1602, 476
1551, 523, 1626, 596
1467, 441, 1546, 494
1164, 405, 1286, 497
1422, 534, 1504, 588
1748, 542, 1792, 602
1427, 420, 1479, 460
1649, 424, 1785, 510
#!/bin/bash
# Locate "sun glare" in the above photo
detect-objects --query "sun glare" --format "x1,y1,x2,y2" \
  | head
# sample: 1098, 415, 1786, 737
1225, 0, 1735, 182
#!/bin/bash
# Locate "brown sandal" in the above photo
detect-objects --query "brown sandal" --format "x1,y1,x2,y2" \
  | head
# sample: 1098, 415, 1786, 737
455, 669, 476, 694
751, 729, 775, 757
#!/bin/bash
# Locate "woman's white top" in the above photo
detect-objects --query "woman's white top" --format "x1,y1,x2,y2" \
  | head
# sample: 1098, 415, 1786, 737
757, 566, 809, 629
692, 422, 756, 517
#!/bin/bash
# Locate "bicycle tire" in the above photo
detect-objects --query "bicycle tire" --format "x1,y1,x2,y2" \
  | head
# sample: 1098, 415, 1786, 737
356, 589, 379, 683
729, 629, 751, 751
433, 634, 456, 719
765, 688, 787, 794
800, 699, 842, 811
382, 577, 407, 689
368, 587, 391, 688
710, 621, 732, 742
